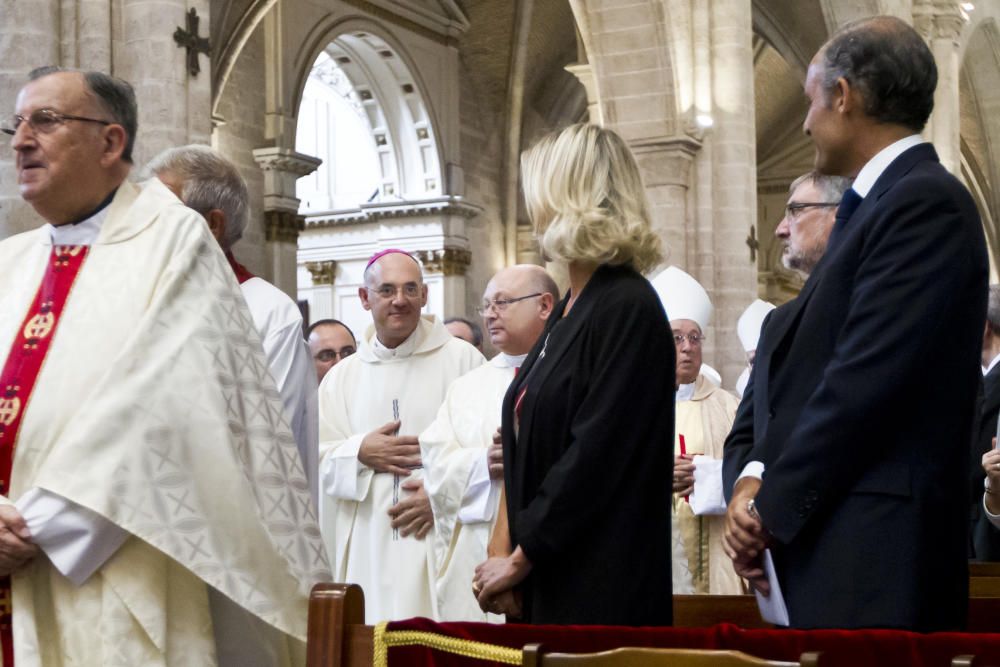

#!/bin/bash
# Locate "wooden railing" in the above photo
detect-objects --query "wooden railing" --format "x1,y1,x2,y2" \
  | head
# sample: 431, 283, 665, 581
307, 564, 1000, 667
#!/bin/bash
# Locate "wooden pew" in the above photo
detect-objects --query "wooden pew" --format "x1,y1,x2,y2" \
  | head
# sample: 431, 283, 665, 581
306, 564, 1000, 667
967, 562, 1000, 632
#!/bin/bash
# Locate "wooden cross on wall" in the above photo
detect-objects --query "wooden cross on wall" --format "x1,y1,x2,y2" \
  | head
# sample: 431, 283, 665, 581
174, 8, 211, 77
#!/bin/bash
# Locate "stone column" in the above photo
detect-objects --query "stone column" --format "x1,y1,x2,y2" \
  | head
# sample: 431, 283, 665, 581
704, 0, 757, 386
631, 134, 702, 274
0, 1, 60, 238
414, 249, 472, 318
304, 260, 337, 321
116, 0, 212, 167
61, 0, 113, 71
913, 0, 963, 176
253, 147, 322, 297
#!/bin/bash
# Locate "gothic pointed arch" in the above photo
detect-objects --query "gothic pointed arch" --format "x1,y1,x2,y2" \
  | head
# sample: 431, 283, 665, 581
291, 16, 445, 207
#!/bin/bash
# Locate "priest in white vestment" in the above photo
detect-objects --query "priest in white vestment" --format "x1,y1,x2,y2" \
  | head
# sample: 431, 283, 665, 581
146, 145, 319, 505
0, 67, 329, 666
651, 266, 741, 595
420, 265, 558, 621
318, 250, 484, 623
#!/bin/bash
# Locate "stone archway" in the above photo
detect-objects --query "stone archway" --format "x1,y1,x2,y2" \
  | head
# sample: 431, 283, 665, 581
961, 15, 1000, 279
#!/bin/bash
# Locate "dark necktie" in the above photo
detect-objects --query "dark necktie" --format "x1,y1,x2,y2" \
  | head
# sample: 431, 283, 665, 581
825, 188, 863, 255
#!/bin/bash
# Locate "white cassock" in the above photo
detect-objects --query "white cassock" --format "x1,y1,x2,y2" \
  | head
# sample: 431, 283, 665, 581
238, 273, 320, 505
0, 179, 330, 666
420, 353, 526, 622
319, 316, 484, 623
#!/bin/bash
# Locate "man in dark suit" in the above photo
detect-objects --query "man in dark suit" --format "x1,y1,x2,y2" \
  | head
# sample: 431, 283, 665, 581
971, 285, 1000, 560
722, 16, 988, 631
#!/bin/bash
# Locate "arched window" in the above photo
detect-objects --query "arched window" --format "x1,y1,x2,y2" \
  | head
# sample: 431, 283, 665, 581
295, 31, 442, 215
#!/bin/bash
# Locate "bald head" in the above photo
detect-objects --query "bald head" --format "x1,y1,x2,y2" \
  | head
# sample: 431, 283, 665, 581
482, 264, 558, 355
359, 252, 428, 348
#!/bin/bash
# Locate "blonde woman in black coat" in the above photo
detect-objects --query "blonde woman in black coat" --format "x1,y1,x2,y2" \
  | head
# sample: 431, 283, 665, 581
473, 123, 676, 625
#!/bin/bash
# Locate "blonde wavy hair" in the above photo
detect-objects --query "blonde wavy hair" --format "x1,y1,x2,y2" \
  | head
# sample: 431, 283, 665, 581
521, 123, 664, 274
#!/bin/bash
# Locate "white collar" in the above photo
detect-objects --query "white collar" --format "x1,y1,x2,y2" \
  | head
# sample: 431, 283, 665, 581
46, 205, 110, 246
491, 352, 527, 369
371, 327, 420, 361
984, 351, 1000, 376
676, 381, 697, 402
851, 134, 925, 198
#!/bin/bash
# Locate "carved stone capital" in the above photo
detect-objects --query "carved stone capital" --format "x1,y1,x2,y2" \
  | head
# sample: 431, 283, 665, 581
414, 248, 471, 276
252, 147, 323, 177
265, 210, 304, 243
913, 0, 964, 41
305, 260, 337, 286
629, 134, 704, 188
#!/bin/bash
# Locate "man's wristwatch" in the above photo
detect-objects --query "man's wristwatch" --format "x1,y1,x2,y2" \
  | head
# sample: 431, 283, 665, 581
747, 498, 761, 521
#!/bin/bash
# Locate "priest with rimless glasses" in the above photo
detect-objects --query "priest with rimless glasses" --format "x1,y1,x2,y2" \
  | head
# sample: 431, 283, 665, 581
318, 249, 483, 623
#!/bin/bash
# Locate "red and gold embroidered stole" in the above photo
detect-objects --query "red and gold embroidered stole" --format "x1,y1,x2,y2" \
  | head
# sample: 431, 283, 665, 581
0, 245, 89, 666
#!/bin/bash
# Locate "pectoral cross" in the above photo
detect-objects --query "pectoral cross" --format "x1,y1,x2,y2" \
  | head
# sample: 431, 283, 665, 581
746, 225, 760, 263
173, 8, 211, 78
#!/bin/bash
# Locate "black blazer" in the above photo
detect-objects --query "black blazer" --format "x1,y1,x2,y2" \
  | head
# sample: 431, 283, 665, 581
502, 263, 675, 625
723, 143, 988, 631
971, 365, 1000, 560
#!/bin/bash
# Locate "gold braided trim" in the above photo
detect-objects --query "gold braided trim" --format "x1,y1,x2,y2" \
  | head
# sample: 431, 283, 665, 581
371, 621, 522, 666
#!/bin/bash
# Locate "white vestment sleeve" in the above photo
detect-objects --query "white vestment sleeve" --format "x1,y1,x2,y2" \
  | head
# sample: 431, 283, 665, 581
16, 487, 129, 586
320, 434, 373, 501
457, 455, 500, 524
261, 318, 320, 507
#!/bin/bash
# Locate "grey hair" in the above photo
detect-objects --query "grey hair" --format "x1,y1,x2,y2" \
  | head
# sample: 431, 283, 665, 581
789, 171, 853, 203
145, 145, 249, 250
29, 66, 138, 164
988, 285, 1000, 333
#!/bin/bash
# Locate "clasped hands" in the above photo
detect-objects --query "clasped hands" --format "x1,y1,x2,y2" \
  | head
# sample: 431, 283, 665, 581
723, 477, 772, 596
359, 420, 433, 540
473, 546, 531, 618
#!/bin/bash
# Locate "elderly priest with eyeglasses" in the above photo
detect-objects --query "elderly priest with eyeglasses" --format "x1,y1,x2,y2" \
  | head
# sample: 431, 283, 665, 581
318, 249, 484, 623
652, 265, 742, 596
0, 67, 329, 665
419, 265, 558, 621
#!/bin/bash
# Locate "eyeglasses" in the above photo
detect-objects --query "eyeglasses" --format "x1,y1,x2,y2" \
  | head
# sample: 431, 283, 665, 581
314, 346, 356, 363
1, 108, 113, 136
673, 333, 705, 346
477, 293, 543, 316
784, 202, 839, 220
368, 284, 421, 300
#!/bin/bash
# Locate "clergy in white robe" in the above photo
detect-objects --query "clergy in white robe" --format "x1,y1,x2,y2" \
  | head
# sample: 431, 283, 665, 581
319, 250, 483, 623
0, 68, 329, 666
420, 265, 557, 621
651, 265, 742, 595
147, 145, 320, 505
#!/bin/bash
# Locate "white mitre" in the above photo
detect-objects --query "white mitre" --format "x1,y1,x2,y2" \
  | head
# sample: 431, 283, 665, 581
736, 299, 776, 352
650, 265, 713, 330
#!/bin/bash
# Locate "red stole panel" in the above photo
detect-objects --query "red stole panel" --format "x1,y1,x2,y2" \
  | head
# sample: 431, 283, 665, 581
225, 250, 255, 285
0, 245, 89, 666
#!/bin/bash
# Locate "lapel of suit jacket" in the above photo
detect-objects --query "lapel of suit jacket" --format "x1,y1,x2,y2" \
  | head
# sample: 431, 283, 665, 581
513, 265, 610, 450
760, 270, 823, 366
